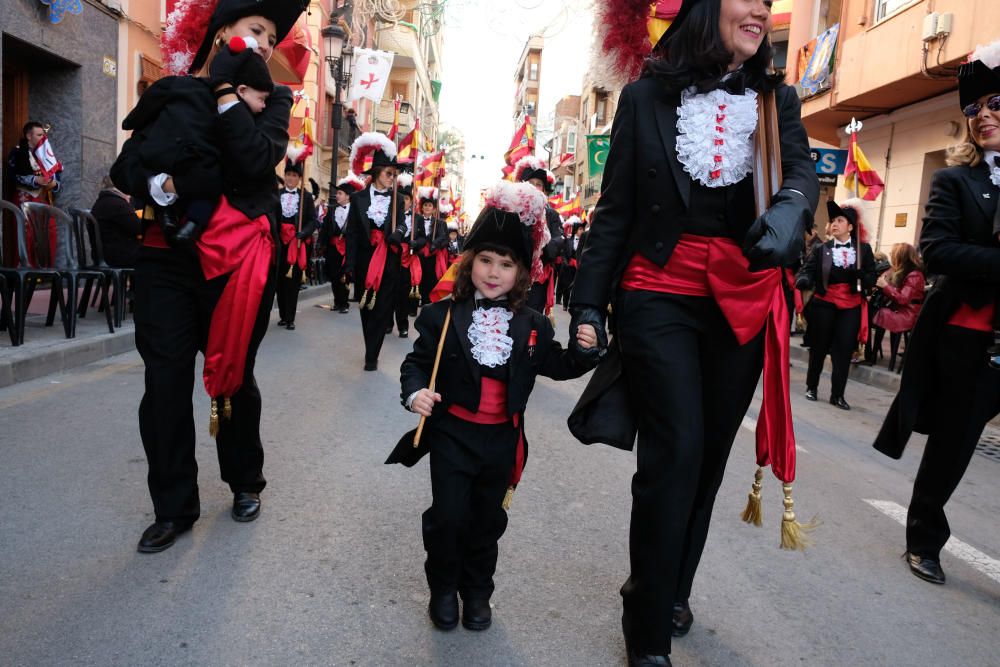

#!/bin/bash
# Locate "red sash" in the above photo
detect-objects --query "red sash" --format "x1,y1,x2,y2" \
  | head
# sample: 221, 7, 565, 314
280, 223, 307, 271
400, 243, 423, 287
621, 234, 796, 484
364, 229, 399, 293
435, 247, 450, 278
331, 236, 346, 266
142, 222, 170, 249
447, 377, 526, 490
948, 301, 995, 332
534, 264, 556, 315
196, 196, 274, 401
814, 283, 868, 343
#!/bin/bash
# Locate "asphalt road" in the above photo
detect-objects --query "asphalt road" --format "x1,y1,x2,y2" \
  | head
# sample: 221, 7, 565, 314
2, 292, 999, 666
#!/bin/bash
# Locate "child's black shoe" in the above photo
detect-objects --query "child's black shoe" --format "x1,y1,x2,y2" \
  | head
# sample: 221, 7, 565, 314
461, 598, 492, 631
428, 592, 458, 630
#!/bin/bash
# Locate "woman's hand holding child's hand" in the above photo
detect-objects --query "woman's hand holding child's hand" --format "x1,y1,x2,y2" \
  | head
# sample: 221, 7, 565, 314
576, 324, 597, 350
412, 389, 441, 417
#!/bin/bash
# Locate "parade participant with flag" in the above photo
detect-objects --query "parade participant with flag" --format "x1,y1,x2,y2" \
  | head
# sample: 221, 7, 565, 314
795, 199, 876, 410
344, 132, 406, 371
7, 121, 63, 265
319, 173, 365, 313
392, 172, 427, 337
417, 186, 449, 306
568, 1, 819, 663
514, 156, 565, 316
111, 0, 308, 554
275, 159, 318, 331
845, 131, 885, 201
874, 39, 1000, 586
387, 180, 600, 633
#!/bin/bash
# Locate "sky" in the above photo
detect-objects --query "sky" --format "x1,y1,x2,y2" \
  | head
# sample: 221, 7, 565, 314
437, 0, 594, 211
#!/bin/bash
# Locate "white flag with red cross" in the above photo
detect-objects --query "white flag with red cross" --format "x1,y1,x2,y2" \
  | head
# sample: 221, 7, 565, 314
347, 48, 394, 104
33, 134, 63, 178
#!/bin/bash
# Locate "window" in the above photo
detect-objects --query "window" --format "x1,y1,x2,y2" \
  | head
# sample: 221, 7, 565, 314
567, 131, 576, 154
595, 95, 607, 124
529, 61, 539, 81
875, 0, 918, 22
581, 98, 589, 124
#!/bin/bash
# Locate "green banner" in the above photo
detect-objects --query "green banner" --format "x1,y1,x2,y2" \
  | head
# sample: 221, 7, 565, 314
587, 135, 610, 177
431, 80, 442, 103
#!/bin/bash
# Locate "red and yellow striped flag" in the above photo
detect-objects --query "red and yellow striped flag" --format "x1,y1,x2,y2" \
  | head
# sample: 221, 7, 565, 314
397, 118, 421, 164
387, 98, 401, 141
430, 263, 459, 303
845, 133, 884, 201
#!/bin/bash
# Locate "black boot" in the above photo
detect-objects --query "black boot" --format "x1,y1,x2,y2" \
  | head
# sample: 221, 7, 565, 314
429, 591, 459, 630
671, 600, 693, 637
461, 597, 492, 631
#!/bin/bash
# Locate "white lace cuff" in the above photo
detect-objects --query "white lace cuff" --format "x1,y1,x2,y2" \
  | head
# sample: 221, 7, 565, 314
148, 174, 177, 206
404, 391, 420, 411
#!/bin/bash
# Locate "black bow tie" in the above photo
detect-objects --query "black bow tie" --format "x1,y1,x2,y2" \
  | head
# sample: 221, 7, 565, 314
372, 190, 389, 198
705, 71, 747, 96
993, 155, 1000, 170
834, 242, 852, 249
476, 298, 509, 311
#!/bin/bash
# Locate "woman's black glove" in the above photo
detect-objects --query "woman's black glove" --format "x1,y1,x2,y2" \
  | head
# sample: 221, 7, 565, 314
743, 190, 813, 272
569, 306, 609, 363
295, 230, 310, 241
209, 45, 253, 88
388, 228, 405, 246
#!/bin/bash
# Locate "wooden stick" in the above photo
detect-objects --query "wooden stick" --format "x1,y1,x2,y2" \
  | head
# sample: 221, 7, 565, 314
413, 306, 451, 447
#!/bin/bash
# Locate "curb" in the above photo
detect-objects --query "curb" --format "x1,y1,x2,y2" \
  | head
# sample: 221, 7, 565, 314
0, 284, 333, 389
788, 339, 901, 394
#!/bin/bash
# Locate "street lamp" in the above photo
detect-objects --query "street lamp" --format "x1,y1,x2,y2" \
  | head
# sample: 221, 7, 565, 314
323, 23, 352, 196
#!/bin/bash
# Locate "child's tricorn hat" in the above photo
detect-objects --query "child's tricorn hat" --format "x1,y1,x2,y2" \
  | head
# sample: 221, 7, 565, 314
335, 173, 366, 195
958, 40, 1000, 111
418, 186, 440, 206
350, 132, 398, 176
396, 171, 414, 198
463, 181, 550, 281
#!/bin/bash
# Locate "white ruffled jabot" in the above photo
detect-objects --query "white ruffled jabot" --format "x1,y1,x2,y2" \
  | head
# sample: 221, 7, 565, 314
367, 188, 390, 227
676, 87, 758, 188
832, 245, 857, 269
468, 307, 514, 368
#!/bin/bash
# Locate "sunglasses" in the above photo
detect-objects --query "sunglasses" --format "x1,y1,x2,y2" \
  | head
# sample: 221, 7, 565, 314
962, 94, 1000, 118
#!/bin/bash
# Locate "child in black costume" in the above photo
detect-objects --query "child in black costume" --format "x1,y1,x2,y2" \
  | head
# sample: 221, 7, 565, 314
113, 36, 273, 246
388, 181, 600, 632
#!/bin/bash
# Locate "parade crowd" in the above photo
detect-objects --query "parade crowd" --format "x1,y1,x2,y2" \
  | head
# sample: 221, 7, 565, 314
7, 0, 1000, 665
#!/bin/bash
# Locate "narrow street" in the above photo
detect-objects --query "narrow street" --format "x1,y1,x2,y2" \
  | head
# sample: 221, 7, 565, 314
2, 292, 998, 666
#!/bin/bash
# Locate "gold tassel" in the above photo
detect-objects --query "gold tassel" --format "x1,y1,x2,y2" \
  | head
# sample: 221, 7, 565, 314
548, 313, 556, 328
367, 291, 377, 311
223, 397, 232, 420
779, 483, 818, 551
358, 289, 369, 310
501, 486, 515, 510
415, 287, 421, 300
301, 270, 307, 284
209, 399, 219, 438
740, 467, 764, 527
285, 265, 294, 279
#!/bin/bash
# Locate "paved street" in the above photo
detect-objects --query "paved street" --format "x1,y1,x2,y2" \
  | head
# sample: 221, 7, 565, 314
2, 291, 999, 666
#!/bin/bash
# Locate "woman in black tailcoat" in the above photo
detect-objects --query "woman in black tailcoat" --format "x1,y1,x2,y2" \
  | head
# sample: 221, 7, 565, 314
874, 41, 1000, 586
795, 199, 877, 410
111, 0, 307, 554
568, 0, 818, 664
343, 132, 406, 371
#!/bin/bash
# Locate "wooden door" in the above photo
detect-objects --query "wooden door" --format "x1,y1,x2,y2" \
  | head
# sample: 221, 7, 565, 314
2, 61, 29, 266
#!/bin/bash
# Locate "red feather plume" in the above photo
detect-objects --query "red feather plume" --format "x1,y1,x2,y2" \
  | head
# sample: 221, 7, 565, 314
599, 0, 656, 84
162, 0, 218, 75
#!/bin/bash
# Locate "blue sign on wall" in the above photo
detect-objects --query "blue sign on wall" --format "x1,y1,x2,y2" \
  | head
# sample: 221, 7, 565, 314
811, 148, 848, 175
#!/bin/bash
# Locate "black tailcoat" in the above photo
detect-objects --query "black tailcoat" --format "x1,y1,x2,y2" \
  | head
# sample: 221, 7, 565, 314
875, 162, 1000, 457
570, 78, 818, 310
344, 186, 406, 299
797, 238, 877, 294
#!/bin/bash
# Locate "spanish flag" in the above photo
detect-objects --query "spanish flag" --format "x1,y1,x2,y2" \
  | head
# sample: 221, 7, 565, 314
504, 116, 534, 166
397, 118, 421, 164
845, 133, 884, 202
387, 98, 401, 141
419, 150, 446, 187
430, 263, 459, 303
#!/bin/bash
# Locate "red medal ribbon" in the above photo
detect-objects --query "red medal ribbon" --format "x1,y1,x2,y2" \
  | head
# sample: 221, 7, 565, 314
196, 195, 274, 400
621, 234, 796, 484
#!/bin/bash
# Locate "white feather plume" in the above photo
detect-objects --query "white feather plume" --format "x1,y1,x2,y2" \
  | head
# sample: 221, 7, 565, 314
972, 39, 1000, 70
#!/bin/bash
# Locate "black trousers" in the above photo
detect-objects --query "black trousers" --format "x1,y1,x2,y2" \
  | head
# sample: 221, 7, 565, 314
616, 290, 764, 656
423, 413, 517, 600
908, 326, 1000, 559
420, 253, 439, 306
325, 247, 349, 309
276, 252, 303, 324
557, 265, 576, 308
805, 299, 860, 398
358, 255, 399, 365
134, 246, 273, 523
394, 259, 417, 333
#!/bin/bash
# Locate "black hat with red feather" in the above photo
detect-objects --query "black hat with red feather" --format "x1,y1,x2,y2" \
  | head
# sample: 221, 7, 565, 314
513, 156, 556, 195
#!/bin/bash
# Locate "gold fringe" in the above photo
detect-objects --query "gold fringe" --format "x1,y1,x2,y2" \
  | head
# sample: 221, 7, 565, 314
358, 289, 369, 310
501, 486, 515, 510
285, 265, 294, 279
301, 270, 307, 284
414, 287, 421, 300
779, 483, 819, 551
367, 291, 377, 311
209, 399, 219, 438
740, 467, 764, 527
223, 397, 232, 420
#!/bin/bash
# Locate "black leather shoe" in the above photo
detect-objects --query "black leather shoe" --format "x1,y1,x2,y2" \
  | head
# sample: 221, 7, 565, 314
462, 598, 492, 631
671, 600, 693, 637
398, 330, 408, 338
623, 617, 672, 667
805, 388, 817, 401
830, 396, 851, 410
286, 322, 296, 331
337, 305, 350, 313
363, 361, 378, 371
137, 520, 192, 553
428, 592, 459, 630
231, 492, 261, 522
906, 552, 946, 584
